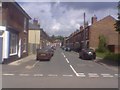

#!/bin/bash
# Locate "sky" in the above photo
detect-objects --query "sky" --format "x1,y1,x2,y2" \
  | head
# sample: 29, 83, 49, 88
16, 1, 118, 36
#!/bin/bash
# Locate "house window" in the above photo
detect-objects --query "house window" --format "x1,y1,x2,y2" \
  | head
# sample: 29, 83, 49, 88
24, 17, 27, 33
23, 38, 27, 52
10, 33, 18, 55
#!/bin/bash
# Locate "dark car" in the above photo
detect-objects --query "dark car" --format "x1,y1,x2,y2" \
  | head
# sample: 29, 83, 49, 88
51, 46, 56, 50
61, 46, 65, 50
64, 46, 71, 51
36, 46, 54, 61
79, 48, 96, 60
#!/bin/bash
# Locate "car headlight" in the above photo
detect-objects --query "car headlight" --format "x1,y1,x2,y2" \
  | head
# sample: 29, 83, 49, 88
88, 52, 93, 55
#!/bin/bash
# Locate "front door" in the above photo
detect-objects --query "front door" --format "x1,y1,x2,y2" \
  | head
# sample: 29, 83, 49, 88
18, 38, 21, 58
0, 37, 3, 63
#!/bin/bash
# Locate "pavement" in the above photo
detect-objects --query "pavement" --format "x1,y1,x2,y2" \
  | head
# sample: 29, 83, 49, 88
8, 55, 36, 66
94, 57, 118, 72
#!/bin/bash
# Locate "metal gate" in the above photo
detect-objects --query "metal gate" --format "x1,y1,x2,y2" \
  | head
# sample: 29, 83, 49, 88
0, 37, 3, 63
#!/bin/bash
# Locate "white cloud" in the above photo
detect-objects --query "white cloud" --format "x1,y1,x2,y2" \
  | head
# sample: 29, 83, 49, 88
52, 22, 61, 32
15, 0, 119, 2
18, 2, 117, 36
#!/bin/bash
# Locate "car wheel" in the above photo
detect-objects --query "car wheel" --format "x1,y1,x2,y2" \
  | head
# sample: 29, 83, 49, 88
79, 54, 81, 58
36, 58, 38, 60
93, 56, 96, 59
81, 55, 84, 60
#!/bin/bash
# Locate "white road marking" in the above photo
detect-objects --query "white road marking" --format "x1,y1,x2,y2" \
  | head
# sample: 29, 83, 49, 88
114, 74, 120, 77
63, 75, 73, 77
77, 73, 86, 77
3, 74, 15, 76
77, 73, 85, 75
101, 74, 110, 75
19, 74, 30, 76
101, 74, 114, 77
61, 52, 79, 77
25, 61, 39, 69
65, 58, 69, 63
69, 65, 79, 76
102, 75, 114, 77
114, 74, 118, 76
88, 73, 99, 77
48, 74, 58, 77
34, 74, 43, 77
61, 52, 66, 58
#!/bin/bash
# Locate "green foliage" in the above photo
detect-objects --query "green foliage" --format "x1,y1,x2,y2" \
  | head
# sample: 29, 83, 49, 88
104, 53, 120, 63
56, 35, 64, 41
115, 1, 120, 33
51, 35, 64, 41
96, 52, 108, 58
96, 51, 120, 64
96, 35, 108, 53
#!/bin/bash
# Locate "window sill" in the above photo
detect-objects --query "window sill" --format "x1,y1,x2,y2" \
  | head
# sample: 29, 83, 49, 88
23, 30, 27, 33
23, 50, 27, 53
10, 53, 17, 56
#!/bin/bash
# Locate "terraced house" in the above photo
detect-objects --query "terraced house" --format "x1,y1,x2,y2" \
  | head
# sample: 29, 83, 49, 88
65, 15, 119, 53
28, 19, 52, 54
0, 2, 31, 63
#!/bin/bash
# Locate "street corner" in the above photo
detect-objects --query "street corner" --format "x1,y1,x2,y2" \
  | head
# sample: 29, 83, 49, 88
7, 55, 36, 66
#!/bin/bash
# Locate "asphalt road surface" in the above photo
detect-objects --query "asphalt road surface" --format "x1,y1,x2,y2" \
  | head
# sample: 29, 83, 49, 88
2, 48, 119, 88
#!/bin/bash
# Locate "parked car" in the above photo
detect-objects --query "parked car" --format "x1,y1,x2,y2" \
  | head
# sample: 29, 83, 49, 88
79, 48, 96, 60
36, 46, 54, 61
64, 46, 71, 51
51, 46, 56, 50
61, 46, 65, 50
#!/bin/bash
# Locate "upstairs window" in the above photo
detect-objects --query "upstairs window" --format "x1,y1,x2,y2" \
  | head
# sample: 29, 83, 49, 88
24, 17, 27, 33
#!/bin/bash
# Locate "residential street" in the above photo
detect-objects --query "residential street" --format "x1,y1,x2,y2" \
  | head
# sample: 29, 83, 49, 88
2, 48, 118, 88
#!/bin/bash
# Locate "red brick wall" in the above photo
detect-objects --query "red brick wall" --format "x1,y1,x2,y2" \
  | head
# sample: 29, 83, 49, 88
89, 16, 118, 53
2, 2, 29, 60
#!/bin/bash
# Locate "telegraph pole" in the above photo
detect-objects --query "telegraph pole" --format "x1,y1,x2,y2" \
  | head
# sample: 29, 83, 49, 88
83, 12, 86, 49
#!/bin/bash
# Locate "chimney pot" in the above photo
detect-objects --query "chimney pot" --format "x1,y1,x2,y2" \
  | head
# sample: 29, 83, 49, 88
91, 15, 97, 24
33, 18, 38, 25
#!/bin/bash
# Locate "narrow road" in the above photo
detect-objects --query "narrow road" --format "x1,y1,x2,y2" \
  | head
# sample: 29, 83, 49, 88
2, 48, 118, 88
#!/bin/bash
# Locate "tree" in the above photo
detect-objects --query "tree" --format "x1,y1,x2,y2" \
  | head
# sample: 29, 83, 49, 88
115, 1, 120, 33
97, 35, 107, 53
51, 35, 64, 41
115, 1, 120, 54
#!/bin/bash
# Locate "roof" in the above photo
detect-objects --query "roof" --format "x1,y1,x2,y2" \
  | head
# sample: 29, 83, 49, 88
90, 15, 116, 26
12, 2, 31, 19
29, 22, 40, 30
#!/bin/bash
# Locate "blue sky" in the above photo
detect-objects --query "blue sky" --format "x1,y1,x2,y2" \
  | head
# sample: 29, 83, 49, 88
16, 1, 118, 36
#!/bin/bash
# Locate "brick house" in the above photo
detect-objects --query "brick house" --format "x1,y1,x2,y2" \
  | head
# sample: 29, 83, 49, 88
28, 19, 51, 54
0, 2, 31, 63
88, 15, 119, 53
65, 15, 119, 53
28, 19, 41, 54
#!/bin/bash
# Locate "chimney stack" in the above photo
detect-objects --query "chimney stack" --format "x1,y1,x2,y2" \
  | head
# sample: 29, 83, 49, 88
91, 15, 97, 24
80, 26, 83, 30
33, 18, 38, 25
38, 23, 40, 27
